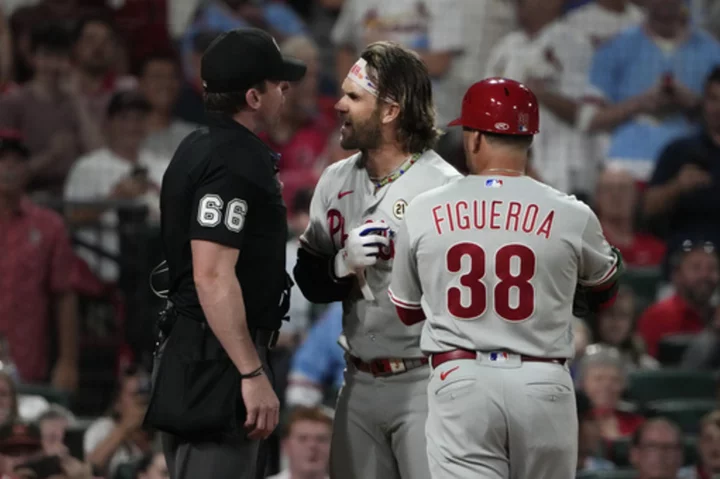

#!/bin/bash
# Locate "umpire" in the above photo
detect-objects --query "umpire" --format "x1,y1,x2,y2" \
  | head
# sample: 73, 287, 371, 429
143, 28, 306, 479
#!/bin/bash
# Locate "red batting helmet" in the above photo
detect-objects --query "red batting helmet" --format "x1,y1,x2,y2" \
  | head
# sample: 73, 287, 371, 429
448, 77, 539, 135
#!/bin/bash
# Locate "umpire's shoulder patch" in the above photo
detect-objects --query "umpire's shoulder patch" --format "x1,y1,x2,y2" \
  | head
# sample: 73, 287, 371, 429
393, 199, 408, 219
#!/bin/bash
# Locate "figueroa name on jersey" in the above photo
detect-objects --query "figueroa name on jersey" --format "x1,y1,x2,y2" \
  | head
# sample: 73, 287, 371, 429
430, 200, 555, 239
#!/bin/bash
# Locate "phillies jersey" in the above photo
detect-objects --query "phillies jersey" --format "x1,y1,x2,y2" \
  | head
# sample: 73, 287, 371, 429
389, 175, 619, 359
300, 150, 461, 360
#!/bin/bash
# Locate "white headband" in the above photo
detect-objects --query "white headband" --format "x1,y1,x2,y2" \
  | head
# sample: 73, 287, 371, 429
347, 58, 397, 103
347, 58, 380, 96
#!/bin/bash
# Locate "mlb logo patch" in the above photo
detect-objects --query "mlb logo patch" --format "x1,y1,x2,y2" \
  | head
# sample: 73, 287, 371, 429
489, 352, 509, 362
485, 178, 503, 188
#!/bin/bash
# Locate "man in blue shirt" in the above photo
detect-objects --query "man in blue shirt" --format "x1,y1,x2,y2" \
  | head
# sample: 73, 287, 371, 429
583, 0, 720, 181
285, 302, 344, 408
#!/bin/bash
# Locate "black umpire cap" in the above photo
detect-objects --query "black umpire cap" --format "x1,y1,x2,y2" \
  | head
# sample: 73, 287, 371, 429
201, 28, 307, 93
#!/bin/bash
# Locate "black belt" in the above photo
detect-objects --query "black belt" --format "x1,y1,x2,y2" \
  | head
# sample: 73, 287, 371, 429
159, 302, 279, 349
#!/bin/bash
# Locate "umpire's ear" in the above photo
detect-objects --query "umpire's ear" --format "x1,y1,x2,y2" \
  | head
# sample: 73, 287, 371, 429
379, 101, 401, 125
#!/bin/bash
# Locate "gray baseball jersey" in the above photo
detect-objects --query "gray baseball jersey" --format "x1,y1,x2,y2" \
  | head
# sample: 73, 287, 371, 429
300, 150, 462, 361
389, 175, 619, 358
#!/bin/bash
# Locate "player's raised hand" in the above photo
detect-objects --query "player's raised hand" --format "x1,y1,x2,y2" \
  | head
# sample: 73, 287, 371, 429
334, 221, 390, 278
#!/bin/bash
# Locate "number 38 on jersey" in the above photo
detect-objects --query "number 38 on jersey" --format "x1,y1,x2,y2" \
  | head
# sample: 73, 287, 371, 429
446, 242, 536, 322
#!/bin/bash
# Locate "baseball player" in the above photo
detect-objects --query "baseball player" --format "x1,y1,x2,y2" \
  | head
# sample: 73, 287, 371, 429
293, 41, 462, 479
388, 77, 624, 479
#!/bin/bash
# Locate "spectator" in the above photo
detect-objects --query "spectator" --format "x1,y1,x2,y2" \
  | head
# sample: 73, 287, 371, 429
576, 390, 616, 473
695, 410, 720, 479
65, 16, 124, 151
571, 317, 593, 379
37, 406, 72, 456
591, 286, 659, 371
637, 240, 718, 357
9, 0, 107, 84
83, 365, 153, 478
64, 90, 168, 282
564, 0, 645, 49
260, 36, 333, 209
0, 423, 43, 477
285, 303, 344, 409
681, 305, 720, 370
133, 451, 168, 479
267, 406, 332, 479
173, 30, 220, 126
180, 0, 306, 82
644, 68, 720, 258
0, 131, 79, 391
0, 373, 19, 427
331, 0, 464, 125
486, 0, 598, 196
577, 345, 645, 441
596, 166, 666, 268
583, 0, 720, 182
137, 53, 196, 159
629, 418, 685, 479
0, 24, 83, 198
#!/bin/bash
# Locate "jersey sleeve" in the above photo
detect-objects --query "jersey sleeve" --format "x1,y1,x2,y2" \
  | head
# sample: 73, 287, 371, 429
578, 208, 623, 288
388, 217, 422, 310
298, 167, 335, 256
189, 164, 256, 250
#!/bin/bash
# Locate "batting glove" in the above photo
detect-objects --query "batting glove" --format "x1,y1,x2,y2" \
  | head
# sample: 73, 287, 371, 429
334, 221, 390, 278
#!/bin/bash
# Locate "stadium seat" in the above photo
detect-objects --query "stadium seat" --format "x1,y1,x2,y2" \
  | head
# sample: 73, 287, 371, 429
657, 334, 696, 367
591, 469, 638, 479
608, 436, 698, 467
626, 369, 717, 405
621, 267, 661, 310
645, 399, 717, 434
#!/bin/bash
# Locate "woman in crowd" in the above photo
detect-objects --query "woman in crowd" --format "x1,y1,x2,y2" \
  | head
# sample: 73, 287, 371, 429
577, 345, 645, 441
590, 286, 659, 371
83, 365, 154, 478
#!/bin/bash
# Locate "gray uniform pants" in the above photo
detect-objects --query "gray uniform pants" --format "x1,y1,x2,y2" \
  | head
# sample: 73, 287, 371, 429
153, 339, 271, 479
426, 354, 577, 479
329, 361, 431, 479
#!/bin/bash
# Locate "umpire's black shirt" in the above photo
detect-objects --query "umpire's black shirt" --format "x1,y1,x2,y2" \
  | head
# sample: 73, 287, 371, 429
160, 112, 288, 331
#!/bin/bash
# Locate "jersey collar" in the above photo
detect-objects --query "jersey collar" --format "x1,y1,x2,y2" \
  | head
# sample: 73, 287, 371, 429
205, 112, 282, 165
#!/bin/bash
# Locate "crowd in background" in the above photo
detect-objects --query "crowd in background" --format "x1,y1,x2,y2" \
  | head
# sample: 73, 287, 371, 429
2, 0, 720, 478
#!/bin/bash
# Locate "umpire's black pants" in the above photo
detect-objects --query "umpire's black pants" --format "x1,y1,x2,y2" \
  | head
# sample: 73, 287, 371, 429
154, 339, 273, 479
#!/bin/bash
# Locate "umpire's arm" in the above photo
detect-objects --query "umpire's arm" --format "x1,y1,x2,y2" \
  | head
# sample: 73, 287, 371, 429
189, 168, 263, 375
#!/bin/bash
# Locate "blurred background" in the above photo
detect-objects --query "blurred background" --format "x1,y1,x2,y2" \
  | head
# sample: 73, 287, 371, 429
2, 0, 720, 478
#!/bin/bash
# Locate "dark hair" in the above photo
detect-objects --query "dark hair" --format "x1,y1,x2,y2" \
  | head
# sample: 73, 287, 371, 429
72, 15, 115, 45
670, 239, 717, 272
203, 82, 267, 115
483, 131, 534, 151
137, 52, 180, 77
631, 417, 682, 447
704, 66, 720, 91
31, 24, 72, 55
361, 41, 440, 153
